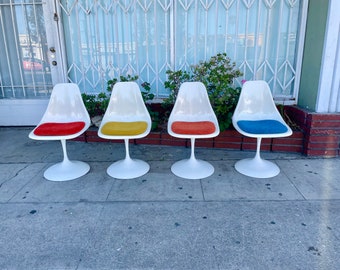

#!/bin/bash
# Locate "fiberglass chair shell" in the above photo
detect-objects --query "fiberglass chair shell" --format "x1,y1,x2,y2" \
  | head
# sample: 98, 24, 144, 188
98, 81, 151, 179
232, 80, 292, 178
29, 83, 91, 181
167, 82, 220, 179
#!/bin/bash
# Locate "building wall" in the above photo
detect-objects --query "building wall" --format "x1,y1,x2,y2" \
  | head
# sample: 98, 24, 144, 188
298, 0, 329, 111
315, 0, 340, 112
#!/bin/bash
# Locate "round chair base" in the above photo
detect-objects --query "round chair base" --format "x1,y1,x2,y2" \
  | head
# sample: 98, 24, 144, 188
44, 160, 90, 181
171, 159, 214, 179
107, 159, 150, 179
235, 158, 280, 178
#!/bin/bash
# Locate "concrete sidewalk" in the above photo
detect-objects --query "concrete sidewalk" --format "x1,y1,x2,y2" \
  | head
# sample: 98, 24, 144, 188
1, 127, 340, 270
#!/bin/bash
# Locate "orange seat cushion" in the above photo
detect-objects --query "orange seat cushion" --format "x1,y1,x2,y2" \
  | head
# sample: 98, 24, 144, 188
171, 121, 216, 135
33, 122, 86, 136
101, 121, 148, 136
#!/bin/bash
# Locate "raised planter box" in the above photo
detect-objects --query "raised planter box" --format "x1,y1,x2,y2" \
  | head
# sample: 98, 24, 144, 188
73, 105, 340, 157
285, 106, 340, 157
75, 127, 304, 154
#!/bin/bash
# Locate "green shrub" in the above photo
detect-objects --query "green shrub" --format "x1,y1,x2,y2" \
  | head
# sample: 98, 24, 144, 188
82, 75, 139, 118
141, 81, 159, 131
163, 53, 243, 131
82, 75, 159, 130
163, 70, 192, 106
81, 92, 108, 117
106, 74, 139, 92
83, 53, 242, 131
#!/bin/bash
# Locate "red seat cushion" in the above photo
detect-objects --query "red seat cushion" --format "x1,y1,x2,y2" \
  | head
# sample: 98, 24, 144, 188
33, 122, 86, 136
171, 121, 216, 135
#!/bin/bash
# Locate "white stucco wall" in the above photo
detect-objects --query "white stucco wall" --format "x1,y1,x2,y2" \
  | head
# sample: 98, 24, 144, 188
316, 0, 340, 113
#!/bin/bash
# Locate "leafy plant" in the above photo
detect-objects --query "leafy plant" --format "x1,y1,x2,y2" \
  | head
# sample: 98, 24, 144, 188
141, 81, 159, 130
163, 53, 243, 131
140, 82, 155, 103
82, 75, 159, 130
106, 74, 139, 92
163, 70, 192, 107
83, 53, 242, 131
81, 92, 109, 117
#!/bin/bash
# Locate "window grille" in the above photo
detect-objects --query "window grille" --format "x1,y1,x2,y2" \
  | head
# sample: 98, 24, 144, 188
60, 0, 305, 102
0, 0, 52, 99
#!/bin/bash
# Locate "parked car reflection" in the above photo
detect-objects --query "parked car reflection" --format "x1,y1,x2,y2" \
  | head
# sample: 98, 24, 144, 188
22, 57, 49, 71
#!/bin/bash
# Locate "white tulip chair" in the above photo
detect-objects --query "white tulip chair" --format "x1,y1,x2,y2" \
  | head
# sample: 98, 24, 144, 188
167, 82, 220, 179
29, 83, 91, 181
232, 80, 292, 178
98, 82, 151, 179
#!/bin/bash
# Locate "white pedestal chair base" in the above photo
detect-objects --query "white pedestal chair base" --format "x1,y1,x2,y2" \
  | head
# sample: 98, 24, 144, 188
171, 158, 214, 179
107, 159, 150, 179
234, 157, 280, 178
44, 160, 90, 181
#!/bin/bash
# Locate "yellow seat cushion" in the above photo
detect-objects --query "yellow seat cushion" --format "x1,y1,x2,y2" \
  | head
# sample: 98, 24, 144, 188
101, 121, 148, 136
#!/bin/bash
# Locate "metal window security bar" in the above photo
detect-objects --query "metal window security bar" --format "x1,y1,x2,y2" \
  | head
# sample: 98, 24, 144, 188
59, 0, 307, 102
0, 0, 52, 99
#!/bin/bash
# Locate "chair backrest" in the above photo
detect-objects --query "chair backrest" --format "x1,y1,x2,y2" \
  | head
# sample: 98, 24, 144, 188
233, 80, 283, 122
168, 82, 219, 138
232, 80, 292, 138
29, 83, 91, 140
99, 81, 151, 139
40, 83, 91, 124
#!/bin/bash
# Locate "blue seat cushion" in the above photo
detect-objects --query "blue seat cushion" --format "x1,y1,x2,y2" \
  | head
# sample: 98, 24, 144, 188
237, 119, 288, 134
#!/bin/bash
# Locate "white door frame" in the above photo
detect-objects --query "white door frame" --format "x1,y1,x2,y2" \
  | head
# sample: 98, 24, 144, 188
0, 1, 65, 126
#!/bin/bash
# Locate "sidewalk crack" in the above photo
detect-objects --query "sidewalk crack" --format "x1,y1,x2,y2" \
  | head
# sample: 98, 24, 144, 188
200, 179, 206, 201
